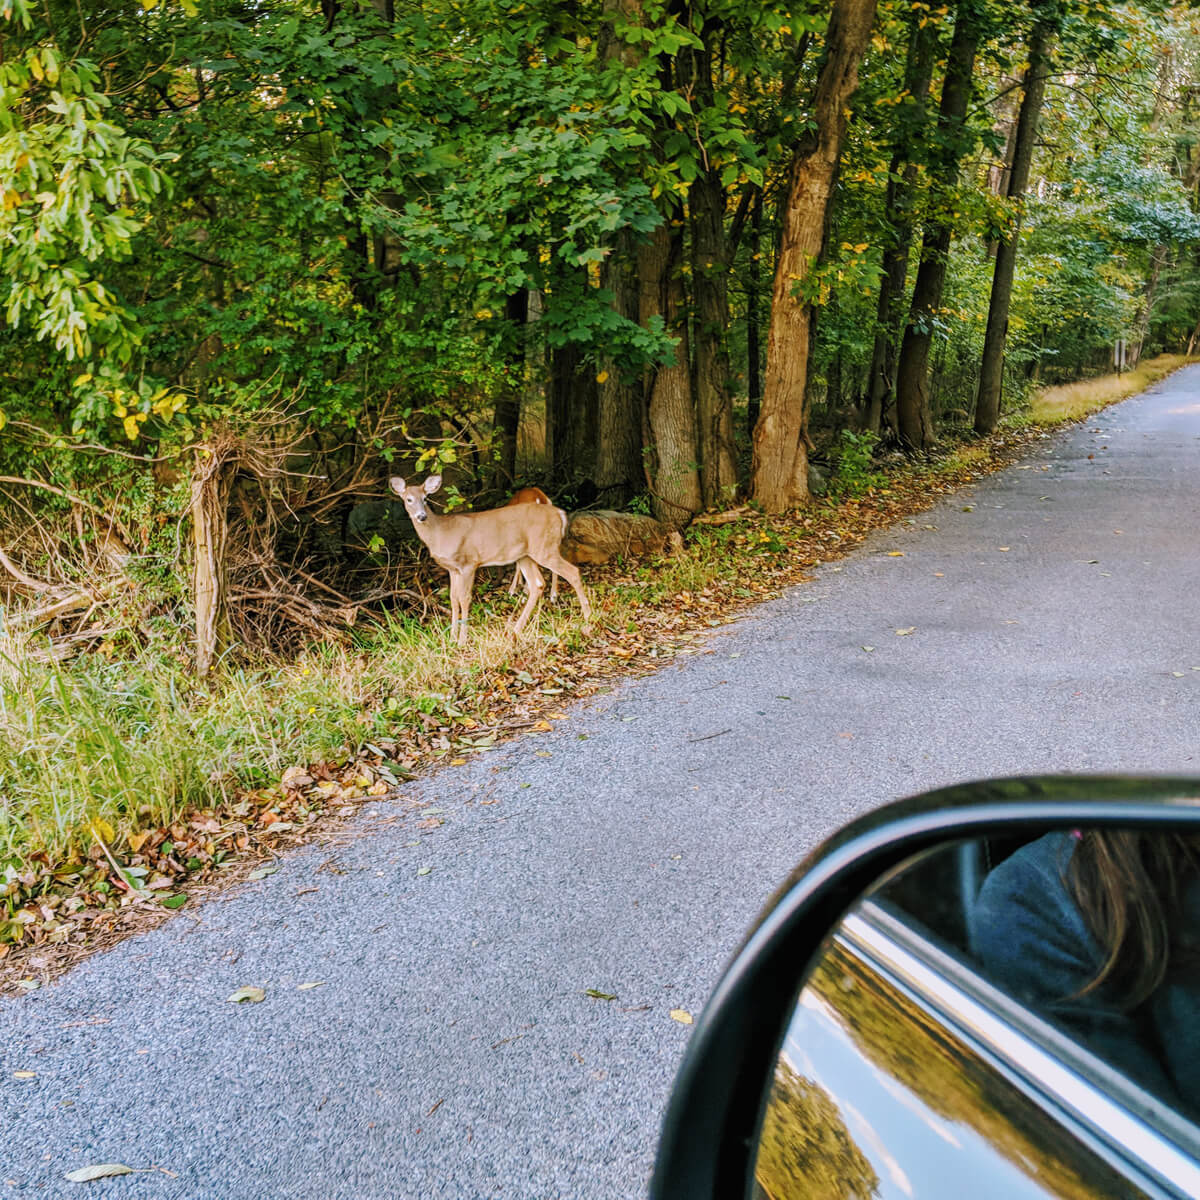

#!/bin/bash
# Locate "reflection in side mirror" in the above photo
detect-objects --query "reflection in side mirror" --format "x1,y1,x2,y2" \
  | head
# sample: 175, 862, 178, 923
751, 829, 1200, 1199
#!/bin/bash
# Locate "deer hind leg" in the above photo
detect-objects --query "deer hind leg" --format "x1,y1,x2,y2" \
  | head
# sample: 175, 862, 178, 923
512, 557, 545, 634
536, 553, 589, 623
508, 566, 523, 596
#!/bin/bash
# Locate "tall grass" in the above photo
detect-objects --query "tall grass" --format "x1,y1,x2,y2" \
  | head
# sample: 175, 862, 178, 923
0, 589, 589, 866
1029, 353, 1196, 425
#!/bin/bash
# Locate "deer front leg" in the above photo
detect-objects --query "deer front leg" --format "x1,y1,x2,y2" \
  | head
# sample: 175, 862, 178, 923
512, 558, 544, 634
455, 565, 477, 646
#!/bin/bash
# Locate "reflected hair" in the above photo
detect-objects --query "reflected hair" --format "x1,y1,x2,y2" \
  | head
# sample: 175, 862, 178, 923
1067, 831, 1200, 1009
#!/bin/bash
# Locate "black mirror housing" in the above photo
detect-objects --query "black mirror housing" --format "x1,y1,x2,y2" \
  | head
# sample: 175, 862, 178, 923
650, 775, 1200, 1200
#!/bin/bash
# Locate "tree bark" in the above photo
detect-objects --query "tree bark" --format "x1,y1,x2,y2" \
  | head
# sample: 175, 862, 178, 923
751, 0, 878, 512
865, 18, 936, 434
192, 442, 234, 677
974, 11, 1054, 434
491, 287, 528, 487
595, 230, 644, 505
639, 222, 701, 526
746, 192, 764, 438
682, 39, 738, 509
894, 0, 982, 452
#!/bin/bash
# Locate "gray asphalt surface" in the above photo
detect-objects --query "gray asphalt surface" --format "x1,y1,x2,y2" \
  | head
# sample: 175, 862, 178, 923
4, 370, 1200, 1199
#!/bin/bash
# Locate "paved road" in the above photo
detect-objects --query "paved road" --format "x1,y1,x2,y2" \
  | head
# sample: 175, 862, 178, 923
4, 371, 1200, 1198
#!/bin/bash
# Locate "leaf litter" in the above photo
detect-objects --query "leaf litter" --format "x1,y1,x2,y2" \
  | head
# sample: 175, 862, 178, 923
1, 425, 1052, 995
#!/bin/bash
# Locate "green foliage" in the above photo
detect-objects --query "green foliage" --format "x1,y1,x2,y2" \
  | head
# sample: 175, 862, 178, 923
830, 430, 884, 497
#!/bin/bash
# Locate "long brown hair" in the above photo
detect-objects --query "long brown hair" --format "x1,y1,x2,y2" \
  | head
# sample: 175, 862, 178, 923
1067, 831, 1200, 1009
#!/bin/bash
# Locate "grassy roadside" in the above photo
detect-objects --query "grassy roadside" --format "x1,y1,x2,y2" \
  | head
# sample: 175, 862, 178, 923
1028, 352, 1194, 424
2, 355, 1194, 988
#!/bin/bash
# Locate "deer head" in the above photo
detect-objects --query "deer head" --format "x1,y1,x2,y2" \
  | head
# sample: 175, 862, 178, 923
390, 475, 442, 524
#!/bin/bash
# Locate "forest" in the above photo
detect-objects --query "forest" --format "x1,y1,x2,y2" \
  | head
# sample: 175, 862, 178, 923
3, 0, 1200, 939
4, 0, 1200, 658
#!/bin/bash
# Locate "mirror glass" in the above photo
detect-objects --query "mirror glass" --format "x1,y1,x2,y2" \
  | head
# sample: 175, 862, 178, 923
751, 829, 1200, 1199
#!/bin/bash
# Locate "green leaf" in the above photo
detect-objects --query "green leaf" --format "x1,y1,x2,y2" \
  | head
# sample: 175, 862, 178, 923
161, 893, 188, 909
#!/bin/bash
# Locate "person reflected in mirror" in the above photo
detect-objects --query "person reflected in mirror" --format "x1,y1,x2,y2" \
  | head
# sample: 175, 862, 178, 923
971, 829, 1200, 1115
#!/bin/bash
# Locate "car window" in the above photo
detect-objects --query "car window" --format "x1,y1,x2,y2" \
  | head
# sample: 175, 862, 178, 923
872, 833, 1200, 1134
750, 834, 1200, 1200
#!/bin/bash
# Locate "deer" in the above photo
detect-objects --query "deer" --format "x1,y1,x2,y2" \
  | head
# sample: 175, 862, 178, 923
505, 486, 560, 602
389, 475, 591, 645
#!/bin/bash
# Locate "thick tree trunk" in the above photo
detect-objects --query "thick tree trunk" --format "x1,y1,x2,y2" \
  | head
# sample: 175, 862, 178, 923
547, 338, 598, 488
974, 13, 1054, 434
865, 19, 935, 435
680, 39, 738, 509
595, 230, 644, 505
691, 167, 739, 508
639, 223, 701, 526
751, 0, 878, 512
894, 1, 981, 452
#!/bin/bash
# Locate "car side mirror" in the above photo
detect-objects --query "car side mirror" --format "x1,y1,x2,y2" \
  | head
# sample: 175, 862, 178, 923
651, 776, 1200, 1200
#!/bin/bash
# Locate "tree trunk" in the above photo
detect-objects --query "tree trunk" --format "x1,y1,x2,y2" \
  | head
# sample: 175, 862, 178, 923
751, 0, 878, 512
595, 230, 644, 505
974, 11, 1054, 434
864, 18, 935, 434
691, 167, 739, 508
746, 192, 764, 438
191, 442, 234, 677
491, 287, 528, 487
682, 40, 738, 509
894, 1, 982, 453
639, 222, 701, 526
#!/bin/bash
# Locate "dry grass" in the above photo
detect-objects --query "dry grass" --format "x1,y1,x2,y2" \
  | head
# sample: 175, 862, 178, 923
1029, 354, 1197, 425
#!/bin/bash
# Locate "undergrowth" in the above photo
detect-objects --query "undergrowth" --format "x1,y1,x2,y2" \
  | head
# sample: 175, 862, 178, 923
2, 353, 1196, 973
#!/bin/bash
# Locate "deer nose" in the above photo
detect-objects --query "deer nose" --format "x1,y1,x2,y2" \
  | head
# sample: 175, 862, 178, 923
416, 513, 427, 522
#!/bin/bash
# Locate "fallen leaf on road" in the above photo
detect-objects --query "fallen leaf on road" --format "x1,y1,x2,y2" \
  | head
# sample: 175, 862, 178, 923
585, 989, 617, 1001
13, 1071, 35, 1079
533, 721, 553, 732
895, 627, 916, 636
297, 981, 324, 990
247, 866, 278, 881
227, 986, 265, 1004
417, 866, 432, 876
998, 547, 1010, 552
160, 894, 187, 910
669, 1009, 694, 1025
1172, 672, 1185, 678
861, 645, 874, 652
534, 750, 552, 758
65, 1164, 133, 1183
886, 551, 904, 557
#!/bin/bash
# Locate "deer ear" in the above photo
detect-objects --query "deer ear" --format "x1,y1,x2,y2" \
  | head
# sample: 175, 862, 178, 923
423, 475, 442, 494
389, 477, 406, 495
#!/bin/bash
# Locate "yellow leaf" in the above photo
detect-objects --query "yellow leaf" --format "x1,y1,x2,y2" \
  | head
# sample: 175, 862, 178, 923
127, 830, 152, 853
28, 52, 43, 82
886, 551, 904, 557
533, 720, 553, 732
595, 370, 609, 384
450, 757, 467, 766
669, 1009, 693, 1025
122, 415, 140, 441
140, 0, 159, 9
90, 818, 115, 844
13, 1071, 36, 1079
